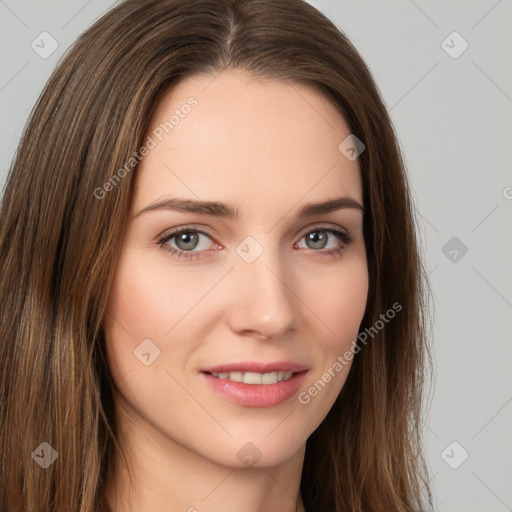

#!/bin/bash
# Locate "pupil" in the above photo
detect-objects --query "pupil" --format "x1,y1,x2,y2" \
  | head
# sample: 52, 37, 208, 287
176, 232, 198, 250
308, 231, 327, 249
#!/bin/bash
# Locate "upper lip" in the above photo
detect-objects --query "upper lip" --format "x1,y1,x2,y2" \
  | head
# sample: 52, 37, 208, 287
201, 361, 308, 374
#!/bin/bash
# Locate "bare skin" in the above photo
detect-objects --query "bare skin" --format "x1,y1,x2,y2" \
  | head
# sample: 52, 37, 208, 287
103, 69, 368, 512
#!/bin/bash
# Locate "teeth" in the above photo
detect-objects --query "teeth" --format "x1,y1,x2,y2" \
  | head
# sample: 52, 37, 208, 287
243, 372, 262, 384
210, 371, 294, 384
261, 372, 277, 384
227, 371, 243, 382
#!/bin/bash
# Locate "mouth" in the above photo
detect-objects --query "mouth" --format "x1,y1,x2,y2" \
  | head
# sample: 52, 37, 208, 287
198, 361, 308, 407
206, 370, 295, 384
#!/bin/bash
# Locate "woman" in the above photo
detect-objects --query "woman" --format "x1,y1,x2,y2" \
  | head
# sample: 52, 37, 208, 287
0, 0, 433, 510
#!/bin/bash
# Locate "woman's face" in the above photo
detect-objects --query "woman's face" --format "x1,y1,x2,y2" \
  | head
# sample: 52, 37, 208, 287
104, 69, 368, 468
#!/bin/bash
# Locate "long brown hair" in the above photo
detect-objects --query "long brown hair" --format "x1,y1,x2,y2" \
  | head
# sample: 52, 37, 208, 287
0, 0, 433, 510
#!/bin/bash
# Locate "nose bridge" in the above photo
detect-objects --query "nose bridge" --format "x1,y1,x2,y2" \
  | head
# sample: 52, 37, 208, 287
227, 236, 296, 338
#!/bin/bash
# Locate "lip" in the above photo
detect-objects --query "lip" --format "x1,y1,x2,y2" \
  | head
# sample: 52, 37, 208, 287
200, 361, 308, 374
198, 361, 308, 408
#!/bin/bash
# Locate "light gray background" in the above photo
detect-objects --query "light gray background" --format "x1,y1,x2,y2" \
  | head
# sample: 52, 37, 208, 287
1, 1, 511, 510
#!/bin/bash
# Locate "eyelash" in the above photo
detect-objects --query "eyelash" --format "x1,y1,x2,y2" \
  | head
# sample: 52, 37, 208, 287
157, 225, 354, 261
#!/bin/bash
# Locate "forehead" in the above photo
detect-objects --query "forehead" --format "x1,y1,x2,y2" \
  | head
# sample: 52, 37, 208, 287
132, 69, 363, 217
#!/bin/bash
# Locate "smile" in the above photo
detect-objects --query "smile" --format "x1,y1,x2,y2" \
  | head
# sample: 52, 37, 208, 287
208, 370, 294, 384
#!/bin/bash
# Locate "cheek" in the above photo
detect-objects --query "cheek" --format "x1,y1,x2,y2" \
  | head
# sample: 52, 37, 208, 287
103, 251, 227, 381
305, 257, 369, 348
104, 250, 218, 339
106, 259, 174, 337
295, 258, 368, 412
102, 253, 175, 380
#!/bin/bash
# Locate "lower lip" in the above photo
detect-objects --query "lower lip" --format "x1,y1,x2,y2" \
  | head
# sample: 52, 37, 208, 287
199, 371, 308, 407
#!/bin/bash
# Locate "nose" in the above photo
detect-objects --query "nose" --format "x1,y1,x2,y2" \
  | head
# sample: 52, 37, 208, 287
225, 245, 296, 340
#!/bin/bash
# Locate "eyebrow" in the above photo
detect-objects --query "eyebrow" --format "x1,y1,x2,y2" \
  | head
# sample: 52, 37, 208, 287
136, 195, 364, 218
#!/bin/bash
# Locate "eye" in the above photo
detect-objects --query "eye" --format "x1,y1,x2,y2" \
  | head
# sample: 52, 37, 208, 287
157, 225, 354, 261
157, 228, 216, 260
296, 227, 353, 256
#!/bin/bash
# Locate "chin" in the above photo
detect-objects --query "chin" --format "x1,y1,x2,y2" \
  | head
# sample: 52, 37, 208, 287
203, 424, 309, 469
